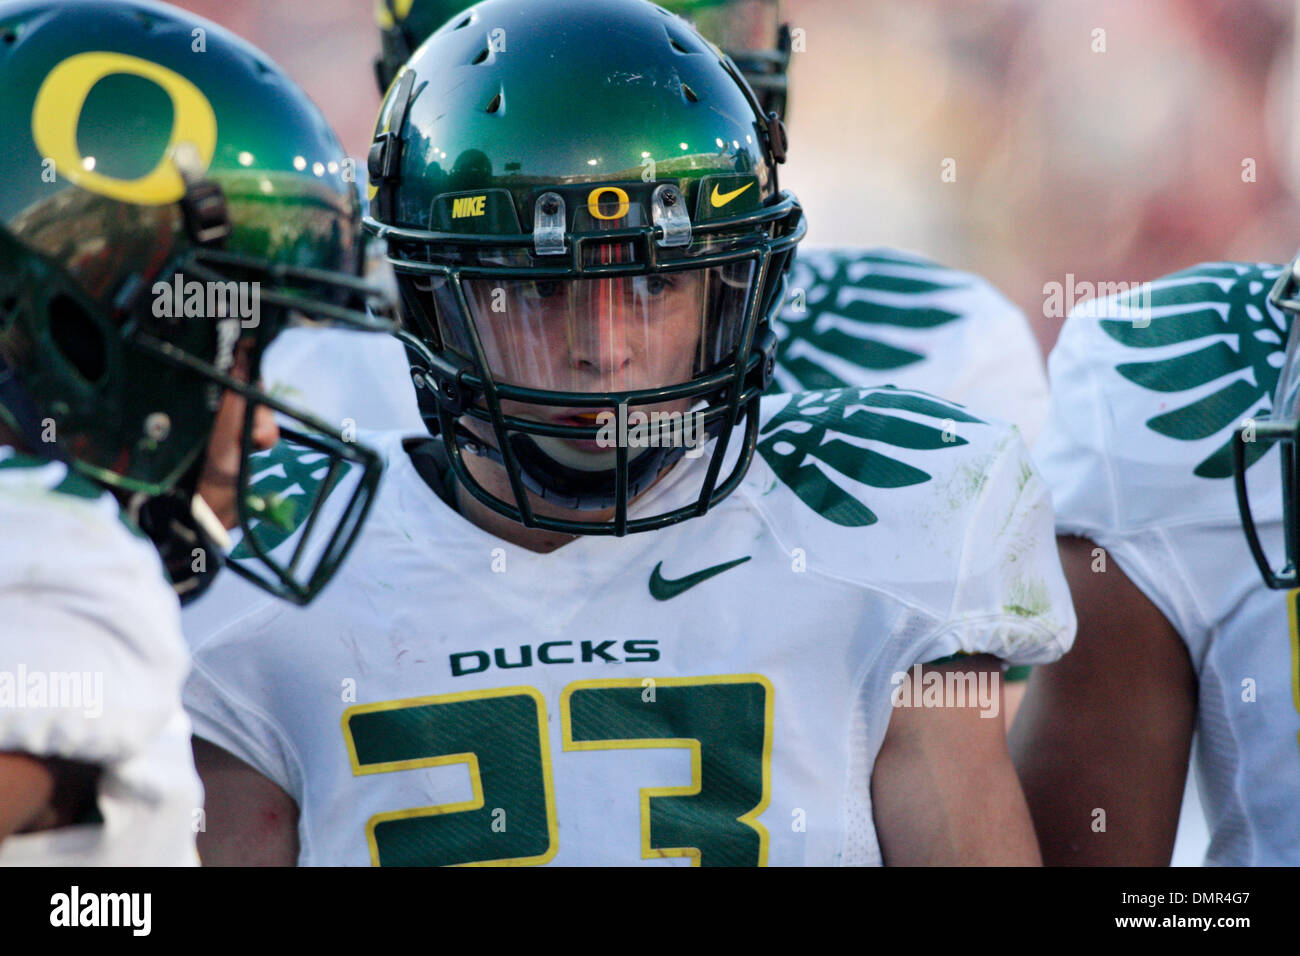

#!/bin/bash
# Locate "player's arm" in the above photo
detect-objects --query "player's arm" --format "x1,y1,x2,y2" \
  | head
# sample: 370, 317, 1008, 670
0, 753, 102, 841
0, 753, 55, 840
1008, 535, 1196, 865
872, 655, 1040, 865
193, 736, 300, 866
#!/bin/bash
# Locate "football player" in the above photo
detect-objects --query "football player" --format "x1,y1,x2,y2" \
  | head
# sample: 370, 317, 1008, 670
181, 0, 1074, 867
373, 0, 1054, 727
0, 0, 391, 863
1010, 257, 1300, 864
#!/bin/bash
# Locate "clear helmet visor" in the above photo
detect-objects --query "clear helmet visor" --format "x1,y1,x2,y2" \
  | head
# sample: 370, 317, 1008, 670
438, 261, 756, 391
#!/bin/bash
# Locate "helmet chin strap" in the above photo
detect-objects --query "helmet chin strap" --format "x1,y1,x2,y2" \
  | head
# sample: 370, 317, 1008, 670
452, 423, 707, 512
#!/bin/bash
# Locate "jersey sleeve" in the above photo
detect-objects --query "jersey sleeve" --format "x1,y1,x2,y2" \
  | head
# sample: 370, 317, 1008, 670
1030, 277, 1247, 647
182, 593, 303, 800
0, 477, 188, 766
907, 427, 1077, 668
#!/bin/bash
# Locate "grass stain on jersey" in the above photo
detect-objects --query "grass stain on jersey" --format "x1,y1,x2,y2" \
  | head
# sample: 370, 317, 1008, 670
1003, 577, 1051, 619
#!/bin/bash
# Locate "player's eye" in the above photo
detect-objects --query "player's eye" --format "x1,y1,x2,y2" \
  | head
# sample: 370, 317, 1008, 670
643, 274, 675, 296
525, 279, 563, 301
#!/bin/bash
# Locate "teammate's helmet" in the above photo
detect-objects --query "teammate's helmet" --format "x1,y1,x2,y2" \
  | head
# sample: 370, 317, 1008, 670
373, 0, 792, 120
373, 0, 467, 93
0, 0, 393, 604
366, 0, 805, 535
661, 0, 790, 120
1236, 255, 1300, 588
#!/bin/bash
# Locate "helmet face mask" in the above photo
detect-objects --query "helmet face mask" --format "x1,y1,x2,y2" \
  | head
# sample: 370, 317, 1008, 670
368, 0, 805, 536
0, 0, 397, 604
1235, 254, 1300, 589
406, 254, 780, 524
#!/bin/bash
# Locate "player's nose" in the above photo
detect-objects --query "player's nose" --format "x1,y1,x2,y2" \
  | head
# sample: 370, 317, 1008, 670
569, 279, 635, 379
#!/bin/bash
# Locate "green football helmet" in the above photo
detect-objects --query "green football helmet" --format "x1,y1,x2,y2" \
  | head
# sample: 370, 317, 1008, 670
1235, 253, 1300, 588
366, 0, 805, 536
373, 0, 791, 120
0, 0, 394, 604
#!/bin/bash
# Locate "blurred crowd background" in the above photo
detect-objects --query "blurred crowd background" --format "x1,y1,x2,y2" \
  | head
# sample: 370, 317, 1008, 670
172, 0, 1300, 353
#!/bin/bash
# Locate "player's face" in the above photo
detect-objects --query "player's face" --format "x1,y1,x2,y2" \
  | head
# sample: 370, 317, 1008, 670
198, 340, 280, 529
464, 271, 706, 455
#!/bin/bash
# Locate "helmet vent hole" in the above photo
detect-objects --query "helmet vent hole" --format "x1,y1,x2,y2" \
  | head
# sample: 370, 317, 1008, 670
454, 15, 472, 29
49, 295, 106, 384
485, 91, 503, 114
1, 29, 17, 45
681, 83, 698, 103
472, 47, 490, 65
664, 26, 704, 55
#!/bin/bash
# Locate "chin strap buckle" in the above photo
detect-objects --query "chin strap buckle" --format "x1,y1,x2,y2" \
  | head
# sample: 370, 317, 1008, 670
765, 111, 788, 164
173, 141, 231, 246
533, 192, 567, 256
651, 184, 691, 247
368, 68, 417, 222
756, 328, 778, 393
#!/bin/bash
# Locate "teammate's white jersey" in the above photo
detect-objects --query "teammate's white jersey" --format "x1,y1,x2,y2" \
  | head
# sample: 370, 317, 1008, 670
260, 247, 1050, 445
774, 248, 1050, 445
262, 325, 424, 436
0, 448, 199, 866
182, 387, 1073, 866
1035, 261, 1300, 865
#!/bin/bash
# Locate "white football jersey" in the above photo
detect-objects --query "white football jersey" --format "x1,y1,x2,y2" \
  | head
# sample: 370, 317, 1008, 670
1036, 261, 1299, 865
260, 247, 1050, 445
775, 248, 1050, 445
261, 325, 425, 436
182, 387, 1073, 866
0, 448, 200, 866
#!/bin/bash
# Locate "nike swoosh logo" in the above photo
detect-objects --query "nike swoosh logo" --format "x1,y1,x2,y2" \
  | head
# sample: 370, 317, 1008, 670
710, 182, 753, 208
649, 556, 751, 601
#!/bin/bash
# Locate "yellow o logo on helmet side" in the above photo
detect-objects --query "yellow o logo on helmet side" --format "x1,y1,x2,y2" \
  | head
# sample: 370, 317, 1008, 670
32, 51, 218, 206
374, 0, 415, 30
587, 186, 630, 221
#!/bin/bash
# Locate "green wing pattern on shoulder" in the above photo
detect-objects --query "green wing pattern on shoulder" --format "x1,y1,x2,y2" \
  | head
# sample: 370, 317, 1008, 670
757, 387, 985, 527
772, 250, 969, 392
0, 449, 146, 536
230, 439, 347, 559
1098, 262, 1286, 478
0, 452, 102, 500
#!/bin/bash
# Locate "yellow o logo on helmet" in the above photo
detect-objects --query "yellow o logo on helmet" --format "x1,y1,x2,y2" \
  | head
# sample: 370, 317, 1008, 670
374, 0, 416, 29
32, 51, 218, 206
587, 186, 630, 221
